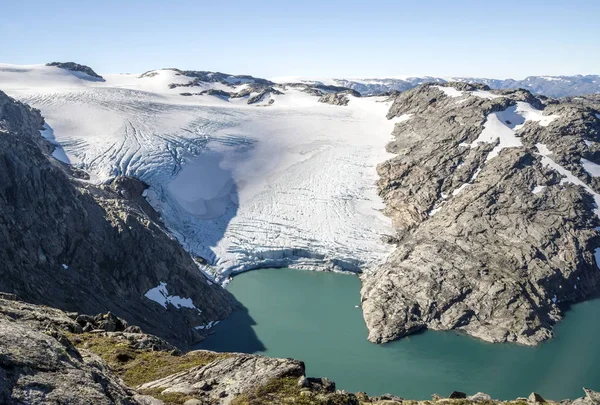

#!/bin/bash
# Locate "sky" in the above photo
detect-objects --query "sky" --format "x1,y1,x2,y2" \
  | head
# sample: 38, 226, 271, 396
1, 0, 598, 79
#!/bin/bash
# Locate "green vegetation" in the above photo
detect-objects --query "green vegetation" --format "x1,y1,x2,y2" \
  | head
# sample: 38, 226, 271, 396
231, 377, 358, 405
68, 333, 228, 387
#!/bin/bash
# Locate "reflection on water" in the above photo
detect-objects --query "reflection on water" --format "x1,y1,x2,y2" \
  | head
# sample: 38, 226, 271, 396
198, 268, 600, 400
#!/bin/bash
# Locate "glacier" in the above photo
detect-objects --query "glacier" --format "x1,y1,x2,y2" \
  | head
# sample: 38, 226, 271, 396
0, 64, 398, 280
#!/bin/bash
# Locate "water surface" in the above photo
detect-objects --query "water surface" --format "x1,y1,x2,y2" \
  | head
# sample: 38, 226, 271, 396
199, 268, 600, 400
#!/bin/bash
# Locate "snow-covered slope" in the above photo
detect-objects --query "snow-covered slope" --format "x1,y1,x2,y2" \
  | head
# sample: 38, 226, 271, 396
0, 63, 396, 279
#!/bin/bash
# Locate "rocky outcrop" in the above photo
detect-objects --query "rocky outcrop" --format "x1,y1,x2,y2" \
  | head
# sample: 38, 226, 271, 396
138, 353, 305, 404
165, 68, 274, 90
0, 90, 235, 348
46, 62, 104, 80
362, 83, 600, 345
229, 83, 283, 104
318, 92, 351, 106
0, 298, 139, 404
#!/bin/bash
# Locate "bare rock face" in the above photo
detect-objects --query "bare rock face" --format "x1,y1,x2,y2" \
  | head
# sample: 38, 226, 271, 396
138, 353, 305, 404
318, 92, 351, 106
0, 298, 139, 405
46, 62, 104, 80
362, 83, 600, 345
0, 90, 235, 348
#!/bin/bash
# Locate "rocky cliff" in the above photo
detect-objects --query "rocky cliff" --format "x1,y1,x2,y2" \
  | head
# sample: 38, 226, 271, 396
362, 83, 600, 345
0, 90, 235, 348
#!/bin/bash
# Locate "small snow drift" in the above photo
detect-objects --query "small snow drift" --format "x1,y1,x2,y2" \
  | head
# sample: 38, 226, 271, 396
145, 282, 199, 310
468, 101, 559, 161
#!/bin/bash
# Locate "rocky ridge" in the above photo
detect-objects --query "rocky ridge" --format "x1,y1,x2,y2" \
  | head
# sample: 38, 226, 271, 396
0, 90, 235, 348
46, 61, 104, 80
331, 75, 600, 98
1, 296, 598, 405
362, 83, 600, 345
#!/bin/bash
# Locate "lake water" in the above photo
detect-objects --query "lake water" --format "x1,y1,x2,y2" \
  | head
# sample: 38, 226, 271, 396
198, 268, 600, 400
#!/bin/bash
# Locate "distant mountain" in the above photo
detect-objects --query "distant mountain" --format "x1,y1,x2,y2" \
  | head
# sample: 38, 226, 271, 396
327, 75, 600, 98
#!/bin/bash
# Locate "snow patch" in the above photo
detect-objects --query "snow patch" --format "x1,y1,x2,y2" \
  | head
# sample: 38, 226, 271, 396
536, 143, 600, 218
582, 158, 600, 177
532, 185, 546, 194
144, 282, 198, 310
469, 102, 559, 161
62, 264, 68, 270
433, 86, 463, 98
470, 90, 503, 99
40, 123, 70, 164
394, 113, 413, 123
195, 320, 220, 330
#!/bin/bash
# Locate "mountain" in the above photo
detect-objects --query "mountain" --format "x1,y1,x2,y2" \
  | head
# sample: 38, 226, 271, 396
362, 83, 600, 345
2, 62, 600, 348
0, 62, 397, 280
321, 75, 600, 98
0, 88, 234, 349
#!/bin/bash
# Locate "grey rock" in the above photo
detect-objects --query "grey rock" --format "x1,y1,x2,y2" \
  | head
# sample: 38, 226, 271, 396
362, 83, 600, 345
450, 391, 467, 399
468, 392, 493, 401
134, 395, 165, 405
318, 92, 351, 106
530, 392, 546, 403
138, 352, 305, 404
0, 90, 235, 349
584, 388, 600, 405
124, 325, 143, 334
0, 299, 140, 404
297, 375, 308, 387
46, 62, 104, 81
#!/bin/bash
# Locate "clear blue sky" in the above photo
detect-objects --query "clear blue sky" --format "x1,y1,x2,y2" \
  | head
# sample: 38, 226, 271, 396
1, 0, 598, 78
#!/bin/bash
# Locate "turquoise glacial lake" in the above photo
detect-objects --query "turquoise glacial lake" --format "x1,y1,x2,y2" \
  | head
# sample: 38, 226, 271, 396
198, 268, 600, 400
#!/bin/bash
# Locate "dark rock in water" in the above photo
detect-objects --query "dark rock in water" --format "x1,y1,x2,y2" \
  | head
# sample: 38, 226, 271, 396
46, 62, 104, 80
450, 391, 468, 399
362, 82, 600, 346
0, 90, 235, 349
